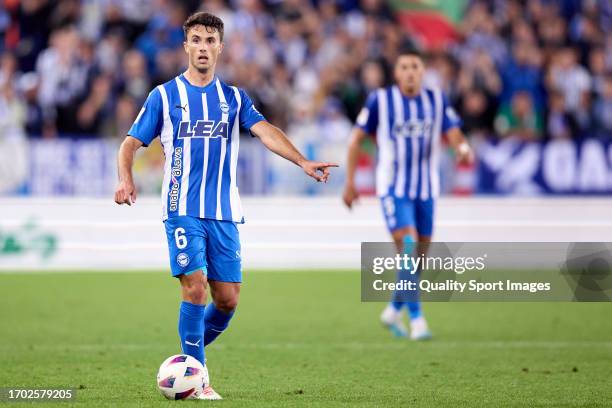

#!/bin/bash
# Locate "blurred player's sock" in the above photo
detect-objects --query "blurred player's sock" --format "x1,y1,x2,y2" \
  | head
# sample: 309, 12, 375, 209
391, 235, 419, 312
178, 301, 206, 365
203, 303, 234, 346
410, 315, 432, 341
390, 271, 409, 310
407, 300, 422, 319
380, 304, 408, 337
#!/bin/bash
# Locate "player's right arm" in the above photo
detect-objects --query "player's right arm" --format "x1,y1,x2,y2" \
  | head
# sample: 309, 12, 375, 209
114, 87, 163, 206
343, 91, 378, 209
115, 136, 143, 205
342, 127, 368, 209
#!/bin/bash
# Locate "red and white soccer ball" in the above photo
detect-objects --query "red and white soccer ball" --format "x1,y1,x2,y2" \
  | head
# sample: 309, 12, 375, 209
157, 354, 207, 400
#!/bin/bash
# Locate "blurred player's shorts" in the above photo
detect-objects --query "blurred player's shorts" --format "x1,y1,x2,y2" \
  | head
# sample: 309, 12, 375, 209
380, 196, 434, 236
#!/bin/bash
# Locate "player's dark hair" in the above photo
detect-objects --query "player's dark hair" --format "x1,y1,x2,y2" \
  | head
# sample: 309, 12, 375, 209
396, 44, 423, 60
183, 12, 224, 42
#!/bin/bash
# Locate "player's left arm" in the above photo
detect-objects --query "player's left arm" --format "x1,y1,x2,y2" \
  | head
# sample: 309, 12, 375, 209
237, 89, 337, 182
441, 93, 474, 165
251, 121, 338, 183
446, 127, 474, 165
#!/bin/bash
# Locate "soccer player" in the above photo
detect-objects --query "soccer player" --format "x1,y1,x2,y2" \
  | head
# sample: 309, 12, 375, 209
114, 12, 337, 399
342, 48, 473, 340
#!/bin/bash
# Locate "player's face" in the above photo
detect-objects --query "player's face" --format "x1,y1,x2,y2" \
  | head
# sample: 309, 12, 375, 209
394, 55, 424, 95
183, 25, 223, 73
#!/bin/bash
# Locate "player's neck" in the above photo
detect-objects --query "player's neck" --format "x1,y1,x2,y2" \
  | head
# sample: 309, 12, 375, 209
397, 85, 420, 98
183, 68, 215, 88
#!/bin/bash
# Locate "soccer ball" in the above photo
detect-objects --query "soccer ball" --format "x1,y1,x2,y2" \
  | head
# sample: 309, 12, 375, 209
157, 354, 206, 400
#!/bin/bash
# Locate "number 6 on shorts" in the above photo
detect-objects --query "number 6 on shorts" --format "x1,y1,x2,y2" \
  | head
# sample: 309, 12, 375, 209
174, 227, 187, 249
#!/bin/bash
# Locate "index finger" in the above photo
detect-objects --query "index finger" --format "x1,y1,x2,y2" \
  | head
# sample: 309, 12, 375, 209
316, 162, 339, 168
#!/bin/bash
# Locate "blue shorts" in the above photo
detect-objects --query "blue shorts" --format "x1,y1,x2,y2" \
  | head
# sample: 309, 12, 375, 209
164, 216, 242, 282
380, 196, 434, 236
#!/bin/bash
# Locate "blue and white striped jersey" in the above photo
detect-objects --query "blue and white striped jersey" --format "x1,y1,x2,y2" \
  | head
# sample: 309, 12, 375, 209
128, 74, 265, 222
356, 85, 462, 199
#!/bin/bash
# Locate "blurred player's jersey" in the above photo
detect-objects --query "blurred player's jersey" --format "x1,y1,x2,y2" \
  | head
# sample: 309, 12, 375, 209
356, 86, 461, 199
129, 75, 265, 222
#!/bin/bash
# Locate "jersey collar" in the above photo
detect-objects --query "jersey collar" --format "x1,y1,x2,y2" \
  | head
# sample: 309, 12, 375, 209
179, 74, 218, 93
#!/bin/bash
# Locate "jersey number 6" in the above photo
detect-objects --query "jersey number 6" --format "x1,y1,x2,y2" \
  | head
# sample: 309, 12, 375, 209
174, 227, 187, 249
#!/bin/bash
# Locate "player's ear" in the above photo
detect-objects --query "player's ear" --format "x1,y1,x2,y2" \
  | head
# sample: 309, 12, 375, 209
183, 40, 188, 54
218, 42, 224, 55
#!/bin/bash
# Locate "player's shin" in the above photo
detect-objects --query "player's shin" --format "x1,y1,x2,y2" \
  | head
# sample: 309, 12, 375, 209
178, 301, 206, 365
401, 235, 422, 319
203, 303, 235, 346
391, 235, 418, 311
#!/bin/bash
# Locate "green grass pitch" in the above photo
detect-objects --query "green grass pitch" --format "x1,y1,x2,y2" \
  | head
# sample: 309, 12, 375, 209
1, 271, 611, 407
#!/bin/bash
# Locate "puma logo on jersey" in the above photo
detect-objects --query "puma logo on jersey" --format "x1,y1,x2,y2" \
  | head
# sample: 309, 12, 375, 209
175, 103, 188, 112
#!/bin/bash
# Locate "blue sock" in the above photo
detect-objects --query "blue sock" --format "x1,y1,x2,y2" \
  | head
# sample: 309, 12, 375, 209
178, 301, 205, 365
203, 303, 234, 346
391, 256, 413, 310
404, 235, 423, 319
407, 288, 422, 320
391, 235, 420, 315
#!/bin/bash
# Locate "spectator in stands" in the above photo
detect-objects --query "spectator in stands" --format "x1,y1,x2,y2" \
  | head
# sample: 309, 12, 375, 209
113, 93, 138, 138
271, 17, 307, 74
17, 72, 43, 137
135, 1, 186, 76
95, 29, 126, 76
232, 0, 274, 38
589, 47, 608, 99
495, 91, 543, 140
456, 50, 501, 99
10, 0, 54, 72
118, 49, 150, 106
75, 73, 112, 135
424, 52, 459, 100
511, 18, 537, 45
500, 41, 545, 111
458, 2, 507, 66
0, 0, 607, 146
0, 51, 20, 92
459, 88, 497, 138
547, 47, 592, 114
102, 1, 155, 44
545, 90, 577, 140
570, 9, 603, 65
153, 47, 183, 86
573, 91, 595, 135
593, 75, 612, 139
341, 58, 386, 122
538, 13, 568, 50
35, 24, 91, 137
0, 74, 26, 140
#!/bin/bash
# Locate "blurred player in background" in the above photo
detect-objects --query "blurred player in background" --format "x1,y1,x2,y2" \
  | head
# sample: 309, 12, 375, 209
114, 12, 337, 399
343, 48, 473, 340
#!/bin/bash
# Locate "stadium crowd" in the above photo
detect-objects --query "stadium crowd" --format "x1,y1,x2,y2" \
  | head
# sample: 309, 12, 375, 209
0, 0, 610, 143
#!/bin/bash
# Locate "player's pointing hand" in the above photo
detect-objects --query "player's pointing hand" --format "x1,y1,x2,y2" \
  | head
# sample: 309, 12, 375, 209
300, 161, 339, 183
114, 179, 137, 206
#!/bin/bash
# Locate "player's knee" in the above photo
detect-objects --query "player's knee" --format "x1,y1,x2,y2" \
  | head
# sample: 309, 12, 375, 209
184, 285, 206, 304
392, 226, 416, 242
181, 277, 207, 304
215, 297, 238, 313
